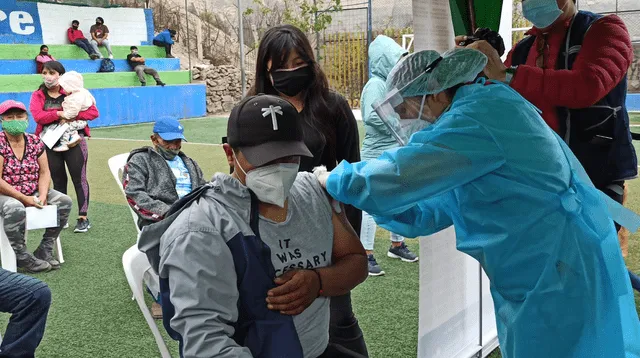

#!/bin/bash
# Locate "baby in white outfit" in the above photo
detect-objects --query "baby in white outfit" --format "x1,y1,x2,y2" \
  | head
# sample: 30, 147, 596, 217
48, 71, 94, 151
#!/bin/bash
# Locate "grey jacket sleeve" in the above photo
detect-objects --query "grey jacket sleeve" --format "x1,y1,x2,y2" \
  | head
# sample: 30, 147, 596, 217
193, 159, 206, 186
159, 229, 253, 358
123, 154, 171, 221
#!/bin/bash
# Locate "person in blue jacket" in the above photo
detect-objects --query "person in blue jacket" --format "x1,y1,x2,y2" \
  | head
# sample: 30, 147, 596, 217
315, 48, 640, 358
153, 29, 176, 58
359, 35, 417, 276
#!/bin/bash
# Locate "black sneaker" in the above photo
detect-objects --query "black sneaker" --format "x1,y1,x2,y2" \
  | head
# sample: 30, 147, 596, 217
156, 81, 166, 87
141, 82, 147, 87
367, 254, 385, 276
74, 218, 91, 233
387, 242, 419, 262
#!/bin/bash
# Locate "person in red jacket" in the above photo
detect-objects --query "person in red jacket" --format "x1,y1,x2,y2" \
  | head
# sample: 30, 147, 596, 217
67, 20, 100, 60
29, 61, 99, 234
457, 0, 640, 290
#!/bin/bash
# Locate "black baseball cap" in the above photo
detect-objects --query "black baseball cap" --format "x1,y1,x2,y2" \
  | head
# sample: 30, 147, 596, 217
227, 94, 312, 166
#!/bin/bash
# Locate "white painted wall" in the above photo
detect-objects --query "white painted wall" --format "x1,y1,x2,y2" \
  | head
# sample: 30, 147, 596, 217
499, 0, 514, 60
37, 3, 148, 46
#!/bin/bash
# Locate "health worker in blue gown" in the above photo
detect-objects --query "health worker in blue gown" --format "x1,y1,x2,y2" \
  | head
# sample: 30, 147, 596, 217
315, 48, 640, 358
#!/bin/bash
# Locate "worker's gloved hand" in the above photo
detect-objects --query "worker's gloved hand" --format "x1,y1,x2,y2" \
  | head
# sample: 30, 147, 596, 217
313, 166, 330, 189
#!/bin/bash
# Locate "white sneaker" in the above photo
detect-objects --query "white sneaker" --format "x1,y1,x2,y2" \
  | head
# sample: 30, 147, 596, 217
53, 144, 69, 152
67, 133, 82, 148
108, 54, 114, 59
63, 222, 69, 229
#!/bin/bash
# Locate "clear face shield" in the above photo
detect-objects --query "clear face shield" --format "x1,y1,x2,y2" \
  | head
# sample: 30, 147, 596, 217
372, 57, 442, 146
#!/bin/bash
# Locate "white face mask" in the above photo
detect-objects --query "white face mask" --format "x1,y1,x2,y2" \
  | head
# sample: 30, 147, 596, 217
235, 156, 299, 208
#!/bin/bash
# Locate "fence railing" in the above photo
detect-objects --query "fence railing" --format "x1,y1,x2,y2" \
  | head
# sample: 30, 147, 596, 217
321, 28, 412, 108
19, 0, 145, 7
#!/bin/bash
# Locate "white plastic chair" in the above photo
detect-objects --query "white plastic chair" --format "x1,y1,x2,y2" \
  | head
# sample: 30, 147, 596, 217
0, 215, 64, 272
122, 245, 171, 358
108, 153, 141, 235
109, 153, 171, 358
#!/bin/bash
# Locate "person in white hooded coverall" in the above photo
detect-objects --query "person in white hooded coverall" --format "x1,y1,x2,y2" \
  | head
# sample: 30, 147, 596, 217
359, 35, 417, 276
49, 71, 93, 152
315, 48, 640, 357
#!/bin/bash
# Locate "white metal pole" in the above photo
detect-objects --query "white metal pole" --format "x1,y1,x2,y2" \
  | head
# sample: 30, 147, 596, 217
185, 0, 193, 83
238, 0, 247, 97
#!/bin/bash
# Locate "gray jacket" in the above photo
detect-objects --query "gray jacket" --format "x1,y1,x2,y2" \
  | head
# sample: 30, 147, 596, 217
138, 172, 334, 358
122, 146, 205, 228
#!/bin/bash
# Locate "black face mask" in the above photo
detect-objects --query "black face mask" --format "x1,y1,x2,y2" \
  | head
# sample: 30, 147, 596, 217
72, 25, 79, 30
40, 51, 48, 56
270, 66, 314, 97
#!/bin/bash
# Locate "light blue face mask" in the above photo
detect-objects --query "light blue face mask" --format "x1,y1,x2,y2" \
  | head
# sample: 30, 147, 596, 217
522, 0, 564, 29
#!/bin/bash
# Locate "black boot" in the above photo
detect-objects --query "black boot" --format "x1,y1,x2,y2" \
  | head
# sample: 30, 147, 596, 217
34, 237, 60, 270
17, 252, 51, 273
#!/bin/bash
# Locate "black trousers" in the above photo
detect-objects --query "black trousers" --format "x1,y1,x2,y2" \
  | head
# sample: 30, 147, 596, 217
46, 136, 90, 216
153, 39, 172, 56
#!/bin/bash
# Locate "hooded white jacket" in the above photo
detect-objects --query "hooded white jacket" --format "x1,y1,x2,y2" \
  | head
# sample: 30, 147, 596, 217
59, 71, 95, 120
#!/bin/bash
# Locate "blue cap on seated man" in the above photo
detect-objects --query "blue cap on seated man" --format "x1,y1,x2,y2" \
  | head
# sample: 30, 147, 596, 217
153, 117, 187, 141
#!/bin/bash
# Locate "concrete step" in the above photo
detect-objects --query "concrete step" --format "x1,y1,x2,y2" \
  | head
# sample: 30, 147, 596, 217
0, 44, 166, 60
0, 58, 180, 75
0, 71, 191, 93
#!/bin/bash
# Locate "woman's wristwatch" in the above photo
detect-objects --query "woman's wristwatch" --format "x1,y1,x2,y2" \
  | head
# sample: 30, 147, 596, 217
505, 66, 518, 85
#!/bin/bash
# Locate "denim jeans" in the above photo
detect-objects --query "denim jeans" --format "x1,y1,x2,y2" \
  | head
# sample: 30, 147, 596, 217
360, 211, 403, 251
0, 269, 51, 357
74, 39, 98, 57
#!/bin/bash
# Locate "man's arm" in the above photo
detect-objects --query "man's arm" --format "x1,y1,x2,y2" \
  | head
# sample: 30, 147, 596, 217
266, 197, 367, 315
122, 154, 171, 221
103, 26, 109, 40
161, 230, 253, 358
192, 159, 207, 186
318, 200, 368, 295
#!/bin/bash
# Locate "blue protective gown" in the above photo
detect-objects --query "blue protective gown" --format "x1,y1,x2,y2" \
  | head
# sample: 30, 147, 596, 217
326, 81, 640, 358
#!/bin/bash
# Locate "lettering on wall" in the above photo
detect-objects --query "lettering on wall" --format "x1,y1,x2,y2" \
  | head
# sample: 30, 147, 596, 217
0, 0, 42, 44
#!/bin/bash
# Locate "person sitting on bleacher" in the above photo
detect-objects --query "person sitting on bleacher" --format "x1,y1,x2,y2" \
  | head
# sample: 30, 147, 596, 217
122, 117, 205, 229
153, 28, 176, 59
126, 46, 166, 87
137, 95, 368, 358
89, 17, 113, 60
35, 45, 56, 74
67, 20, 100, 60
0, 100, 72, 273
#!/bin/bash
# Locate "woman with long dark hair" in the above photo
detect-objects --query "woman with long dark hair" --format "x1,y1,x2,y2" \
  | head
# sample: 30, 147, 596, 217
29, 61, 99, 233
248, 25, 367, 356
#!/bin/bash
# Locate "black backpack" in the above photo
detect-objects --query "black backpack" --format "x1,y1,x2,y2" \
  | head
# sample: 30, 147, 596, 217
97, 58, 115, 73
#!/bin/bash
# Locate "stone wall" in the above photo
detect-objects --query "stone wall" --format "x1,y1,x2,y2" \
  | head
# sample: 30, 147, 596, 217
192, 65, 255, 114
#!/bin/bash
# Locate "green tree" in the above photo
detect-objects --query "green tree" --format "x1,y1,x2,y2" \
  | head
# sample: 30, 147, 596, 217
244, 0, 342, 38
